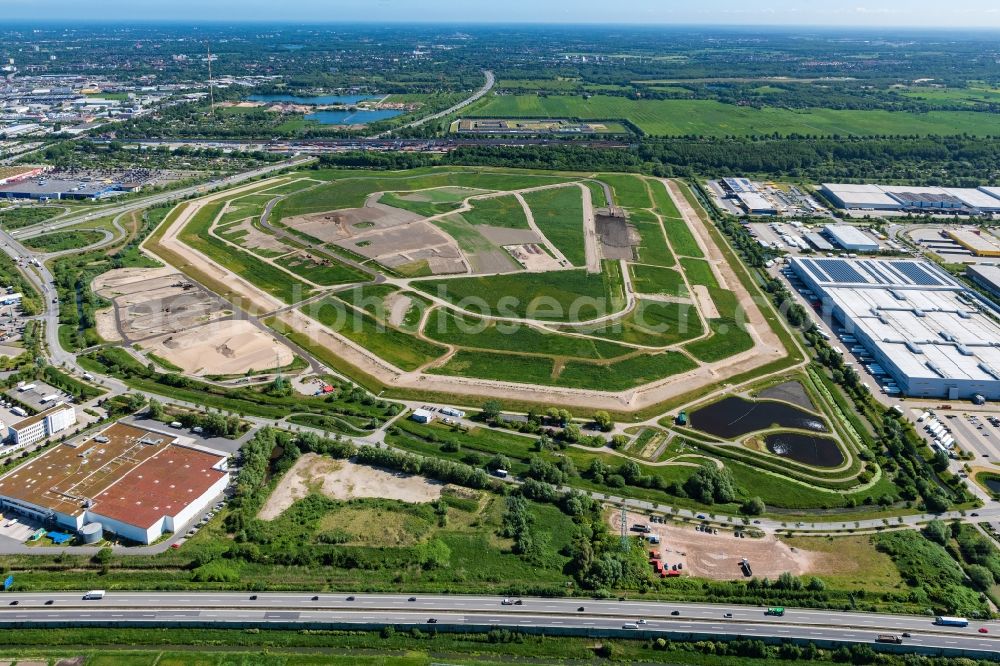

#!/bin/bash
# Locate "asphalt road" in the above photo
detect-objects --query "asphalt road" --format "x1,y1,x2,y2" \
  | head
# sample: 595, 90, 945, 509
372, 69, 495, 137
0, 593, 995, 656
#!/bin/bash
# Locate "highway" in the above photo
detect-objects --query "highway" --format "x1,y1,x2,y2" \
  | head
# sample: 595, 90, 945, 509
10, 155, 314, 240
372, 69, 495, 136
0, 593, 995, 656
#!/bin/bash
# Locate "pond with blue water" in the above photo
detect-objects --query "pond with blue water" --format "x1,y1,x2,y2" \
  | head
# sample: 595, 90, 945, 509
248, 94, 403, 125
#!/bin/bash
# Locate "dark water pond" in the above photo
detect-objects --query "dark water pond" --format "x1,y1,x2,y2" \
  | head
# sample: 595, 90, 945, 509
689, 396, 828, 439
764, 433, 844, 468
983, 476, 1000, 494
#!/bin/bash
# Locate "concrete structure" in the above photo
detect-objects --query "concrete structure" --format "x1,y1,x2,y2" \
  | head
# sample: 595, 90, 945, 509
823, 225, 880, 252
946, 229, 1000, 257
0, 178, 137, 201
966, 264, 1000, 298
0, 422, 228, 544
7, 403, 75, 448
791, 257, 1000, 400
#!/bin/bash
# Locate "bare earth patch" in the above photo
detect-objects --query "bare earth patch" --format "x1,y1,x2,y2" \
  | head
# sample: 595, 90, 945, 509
258, 454, 444, 520
690, 284, 720, 319
145, 319, 294, 377
618, 511, 830, 581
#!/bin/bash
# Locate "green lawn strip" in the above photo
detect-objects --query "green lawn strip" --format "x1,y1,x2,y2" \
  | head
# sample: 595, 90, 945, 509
423, 308, 631, 360
413, 265, 623, 322
596, 173, 653, 209
287, 412, 374, 436
556, 351, 696, 391
23, 230, 105, 252
178, 199, 313, 304
463, 194, 530, 229
305, 298, 447, 372
629, 208, 676, 267
647, 177, 683, 219
379, 191, 464, 217
427, 349, 556, 385
725, 459, 894, 510
522, 184, 587, 266
630, 263, 688, 297
679, 257, 719, 288
145, 352, 184, 373
685, 288, 754, 363
568, 300, 704, 348
258, 179, 319, 196
273, 252, 369, 286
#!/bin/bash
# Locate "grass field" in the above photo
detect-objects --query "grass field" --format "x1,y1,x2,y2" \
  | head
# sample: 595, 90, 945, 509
684, 288, 754, 363
463, 194, 529, 229
273, 253, 369, 286
630, 264, 687, 297
23, 229, 105, 252
471, 94, 1000, 136
679, 257, 719, 288
522, 185, 587, 266
0, 205, 67, 230
423, 308, 632, 360
568, 300, 704, 348
432, 213, 517, 271
629, 209, 676, 267
648, 180, 704, 258
557, 351, 695, 391
307, 298, 447, 371
429, 349, 556, 385
414, 264, 624, 322
598, 173, 653, 209
273, 170, 575, 222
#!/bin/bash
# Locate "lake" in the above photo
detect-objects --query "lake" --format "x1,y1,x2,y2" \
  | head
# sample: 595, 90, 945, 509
689, 396, 828, 439
247, 94, 404, 124
764, 433, 844, 468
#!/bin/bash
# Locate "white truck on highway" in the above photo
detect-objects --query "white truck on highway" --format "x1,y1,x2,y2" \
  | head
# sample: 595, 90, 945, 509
83, 590, 105, 600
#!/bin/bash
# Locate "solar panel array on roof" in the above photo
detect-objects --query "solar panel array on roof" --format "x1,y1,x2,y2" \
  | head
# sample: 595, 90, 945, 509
894, 261, 944, 287
816, 259, 867, 284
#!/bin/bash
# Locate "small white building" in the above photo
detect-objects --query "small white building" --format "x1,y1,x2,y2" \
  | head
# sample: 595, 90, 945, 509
7, 403, 76, 448
411, 408, 435, 424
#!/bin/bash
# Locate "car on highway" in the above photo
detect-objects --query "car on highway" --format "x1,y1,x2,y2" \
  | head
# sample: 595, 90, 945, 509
724, 612, 733, 618
249, 595, 257, 601
501, 598, 513, 605
427, 618, 437, 624
44, 600, 53, 606
8, 600, 17, 606
637, 619, 647, 625
346, 596, 355, 601
979, 627, 989, 634
311, 596, 319, 601
408, 597, 416, 602
671, 610, 680, 616
577, 606, 585, 612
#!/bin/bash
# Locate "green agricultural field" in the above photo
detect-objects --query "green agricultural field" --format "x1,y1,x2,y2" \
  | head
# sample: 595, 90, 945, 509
523, 185, 587, 266
23, 229, 105, 252
471, 94, 1000, 137
305, 297, 447, 371
630, 264, 687, 297
424, 308, 632, 359
429, 349, 556, 385
463, 194, 529, 229
648, 179, 704, 258
273, 252, 369, 286
569, 299, 704, 348
414, 263, 625, 322
0, 205, 69, 230
679, 257, 719, 288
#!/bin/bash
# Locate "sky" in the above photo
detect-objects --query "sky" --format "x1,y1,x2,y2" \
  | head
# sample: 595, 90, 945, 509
3, 0, 1000, 28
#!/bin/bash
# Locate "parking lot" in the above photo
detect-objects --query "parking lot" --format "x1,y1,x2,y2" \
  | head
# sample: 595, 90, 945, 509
7, 380, 71, 413
922, 409, 1000, 462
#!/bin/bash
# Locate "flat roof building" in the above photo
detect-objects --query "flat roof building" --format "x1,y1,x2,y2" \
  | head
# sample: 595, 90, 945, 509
804, 232, 835, 252
823, 224, 880, 252
791, 257, 1000, 400
735, 192, 777, 215
946, 229, 1000, 257
7, 402, 75, 449
821, 184, 902, 210
966, 264, 1000, 298
0, 422, 228, 544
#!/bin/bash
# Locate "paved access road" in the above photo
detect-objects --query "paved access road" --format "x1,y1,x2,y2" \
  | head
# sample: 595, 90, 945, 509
372, 70, 495, 137
0, 593, 995, 656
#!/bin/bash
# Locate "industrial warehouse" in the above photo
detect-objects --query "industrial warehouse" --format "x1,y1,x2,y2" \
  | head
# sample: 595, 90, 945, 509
0, 422, 229, 544
791, 257, 1000, 400
820, 183, 1000, 214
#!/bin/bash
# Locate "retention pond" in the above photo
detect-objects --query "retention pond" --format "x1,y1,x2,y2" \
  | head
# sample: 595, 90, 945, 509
689, 396, 828, 439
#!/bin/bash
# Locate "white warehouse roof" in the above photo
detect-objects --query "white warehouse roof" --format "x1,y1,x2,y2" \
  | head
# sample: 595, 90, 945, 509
824, 224, 879, 251
821, 184, 901, 209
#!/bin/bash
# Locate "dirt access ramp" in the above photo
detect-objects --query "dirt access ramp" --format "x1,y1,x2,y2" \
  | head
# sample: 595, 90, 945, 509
258, 454, 444, 520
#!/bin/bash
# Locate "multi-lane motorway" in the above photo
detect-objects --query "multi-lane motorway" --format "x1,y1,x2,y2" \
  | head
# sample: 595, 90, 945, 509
0, 593, 995, 656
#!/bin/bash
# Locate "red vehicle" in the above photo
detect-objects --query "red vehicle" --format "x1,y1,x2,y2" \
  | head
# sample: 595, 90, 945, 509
649, 550, 660, 560
979, 628, 989, 634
